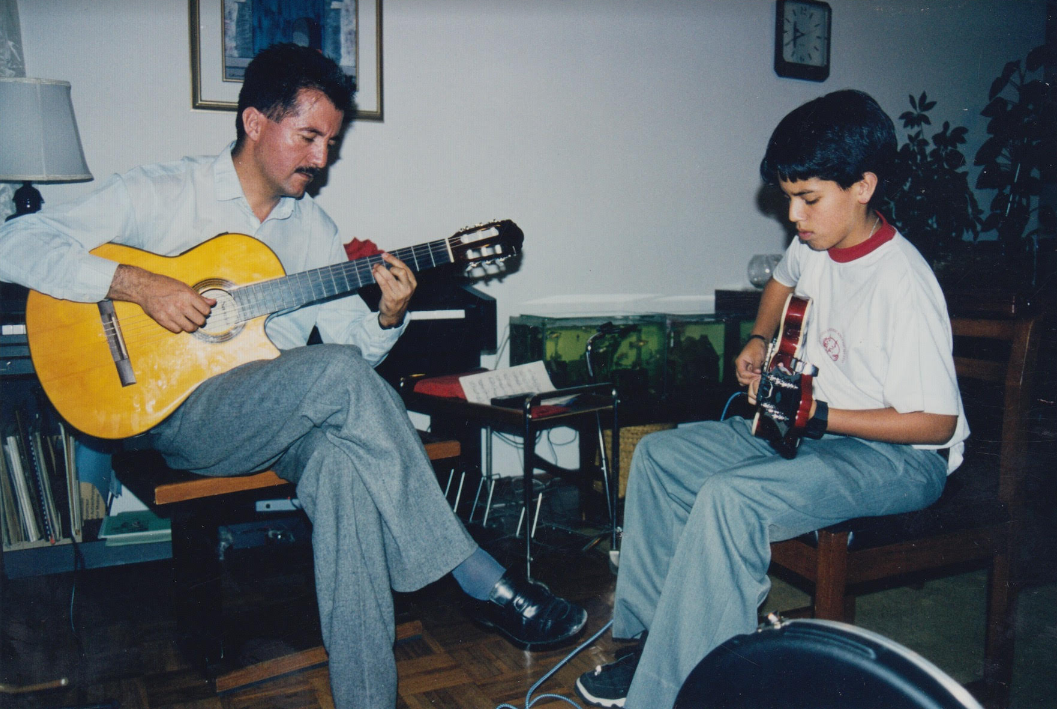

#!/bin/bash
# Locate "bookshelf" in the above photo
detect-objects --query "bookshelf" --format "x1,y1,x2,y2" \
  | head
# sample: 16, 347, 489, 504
1, 283, 172, 577
0, 379, 82, 551
1, 280, 81, 554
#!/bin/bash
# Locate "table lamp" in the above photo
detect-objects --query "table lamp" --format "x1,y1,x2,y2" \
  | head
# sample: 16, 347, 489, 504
0, 77, 92, 219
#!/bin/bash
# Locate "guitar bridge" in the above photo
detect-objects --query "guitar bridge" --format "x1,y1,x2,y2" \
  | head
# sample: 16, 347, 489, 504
99, 299, 136, 387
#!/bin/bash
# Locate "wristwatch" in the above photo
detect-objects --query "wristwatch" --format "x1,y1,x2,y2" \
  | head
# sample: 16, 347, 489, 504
803, 400, 828, 439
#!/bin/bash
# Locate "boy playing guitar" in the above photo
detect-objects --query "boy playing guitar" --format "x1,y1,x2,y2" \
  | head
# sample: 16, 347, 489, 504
574, 90, 969, 709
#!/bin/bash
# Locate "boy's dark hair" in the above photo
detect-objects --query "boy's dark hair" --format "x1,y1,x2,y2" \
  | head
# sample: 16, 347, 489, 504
233, 43, 355, 152
760, 89, 896, 208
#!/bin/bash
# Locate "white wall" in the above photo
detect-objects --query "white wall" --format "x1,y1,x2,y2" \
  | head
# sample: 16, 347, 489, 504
18, 0, 1046, 344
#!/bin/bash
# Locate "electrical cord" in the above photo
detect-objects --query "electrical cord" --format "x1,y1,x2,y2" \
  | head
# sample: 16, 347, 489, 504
721, 391, 747, 421
493, 324, 511, 369
545, 427, 577, 463
68, 538, 84, 637
494, 430, 526, 450
495, 619, 614, 709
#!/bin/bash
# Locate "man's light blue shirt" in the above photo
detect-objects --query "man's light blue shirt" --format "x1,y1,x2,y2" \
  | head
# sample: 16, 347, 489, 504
0, 145, 404, 365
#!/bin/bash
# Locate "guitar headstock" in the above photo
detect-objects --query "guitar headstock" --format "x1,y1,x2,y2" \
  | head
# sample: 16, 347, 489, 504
448, 220, 524, 275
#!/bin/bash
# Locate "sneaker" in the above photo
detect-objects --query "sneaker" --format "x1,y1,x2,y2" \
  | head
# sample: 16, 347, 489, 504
574, 639, 644, 708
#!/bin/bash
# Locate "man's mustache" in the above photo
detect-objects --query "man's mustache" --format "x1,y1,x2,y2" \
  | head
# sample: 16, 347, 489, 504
297, 166, 322, 181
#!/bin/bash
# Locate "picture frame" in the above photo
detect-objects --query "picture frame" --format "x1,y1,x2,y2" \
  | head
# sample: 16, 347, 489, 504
189, 0, 383, 120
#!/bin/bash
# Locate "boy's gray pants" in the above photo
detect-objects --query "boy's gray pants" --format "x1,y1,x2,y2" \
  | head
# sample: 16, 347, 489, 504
613, 417, 947, 709
149, 344, 477, 709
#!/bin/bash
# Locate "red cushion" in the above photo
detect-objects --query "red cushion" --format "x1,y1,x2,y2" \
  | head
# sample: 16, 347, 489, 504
413, 372, 472, 398
413, 374, 570, 416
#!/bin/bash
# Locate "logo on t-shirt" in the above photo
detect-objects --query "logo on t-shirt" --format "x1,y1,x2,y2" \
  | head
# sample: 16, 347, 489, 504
819, 329, 844, 362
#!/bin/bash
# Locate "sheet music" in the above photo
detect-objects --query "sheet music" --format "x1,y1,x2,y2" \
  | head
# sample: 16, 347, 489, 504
459, 361, 557, 405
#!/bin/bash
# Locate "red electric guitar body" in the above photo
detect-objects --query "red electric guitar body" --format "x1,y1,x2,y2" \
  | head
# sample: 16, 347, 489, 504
750, 294, 817, 459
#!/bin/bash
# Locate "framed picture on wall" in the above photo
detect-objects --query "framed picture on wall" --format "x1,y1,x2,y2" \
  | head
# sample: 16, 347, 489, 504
189, 0, 383, 120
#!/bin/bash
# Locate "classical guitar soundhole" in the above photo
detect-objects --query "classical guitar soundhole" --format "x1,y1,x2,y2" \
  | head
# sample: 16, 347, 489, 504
194, 279, 244, 343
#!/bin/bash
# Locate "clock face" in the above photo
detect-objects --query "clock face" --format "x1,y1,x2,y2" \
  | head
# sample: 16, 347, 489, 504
774, 0, 831, 81
782, 1, 830, 68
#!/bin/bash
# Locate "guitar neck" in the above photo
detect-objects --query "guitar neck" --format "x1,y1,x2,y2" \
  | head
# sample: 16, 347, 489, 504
233, 238, 453, 320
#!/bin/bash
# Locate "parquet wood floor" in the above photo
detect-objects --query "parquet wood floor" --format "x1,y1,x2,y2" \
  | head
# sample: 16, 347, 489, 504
1, 535, 621, 709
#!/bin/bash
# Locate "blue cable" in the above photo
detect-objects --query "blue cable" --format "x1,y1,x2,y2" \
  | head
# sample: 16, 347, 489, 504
495, 619, 615, 709
720, 391, 746, 421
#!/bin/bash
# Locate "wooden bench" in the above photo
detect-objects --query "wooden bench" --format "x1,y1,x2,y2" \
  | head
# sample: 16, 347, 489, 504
112, 434, 462, 693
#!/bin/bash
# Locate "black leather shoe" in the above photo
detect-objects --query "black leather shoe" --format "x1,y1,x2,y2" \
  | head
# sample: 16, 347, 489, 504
466, 572, 588, 648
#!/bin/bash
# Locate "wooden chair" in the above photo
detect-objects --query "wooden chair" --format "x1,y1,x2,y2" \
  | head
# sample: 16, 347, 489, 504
767, 304, 1043, 709
111, 433, 461, 694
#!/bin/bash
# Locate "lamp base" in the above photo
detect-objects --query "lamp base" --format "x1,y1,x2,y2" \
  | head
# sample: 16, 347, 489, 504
6, 181, 43, 220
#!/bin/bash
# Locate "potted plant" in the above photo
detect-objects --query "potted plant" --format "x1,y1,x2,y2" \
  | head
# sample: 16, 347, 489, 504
882, 92, 982, 285
973, 42, 1057, 292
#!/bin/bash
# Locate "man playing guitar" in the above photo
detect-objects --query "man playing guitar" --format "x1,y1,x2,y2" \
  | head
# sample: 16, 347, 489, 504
575, 90, 969, 709
0, 44, 585, 709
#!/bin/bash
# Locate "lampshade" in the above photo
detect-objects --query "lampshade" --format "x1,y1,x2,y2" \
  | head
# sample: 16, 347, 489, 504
0, 77, 92, 182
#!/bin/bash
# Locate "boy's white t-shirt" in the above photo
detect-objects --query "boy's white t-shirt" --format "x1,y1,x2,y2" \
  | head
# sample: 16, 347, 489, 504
771, 214, 969, 473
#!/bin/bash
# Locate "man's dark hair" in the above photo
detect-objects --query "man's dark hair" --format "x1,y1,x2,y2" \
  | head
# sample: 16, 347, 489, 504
760, 89, 896, 208
233, 43, 355, 152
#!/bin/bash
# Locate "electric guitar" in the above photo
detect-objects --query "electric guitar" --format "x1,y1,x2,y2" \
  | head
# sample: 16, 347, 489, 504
750, 294, 818, 459
25, 220, 523, 439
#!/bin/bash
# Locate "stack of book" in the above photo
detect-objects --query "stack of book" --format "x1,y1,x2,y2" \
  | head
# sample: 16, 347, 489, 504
1, 410, 82, 550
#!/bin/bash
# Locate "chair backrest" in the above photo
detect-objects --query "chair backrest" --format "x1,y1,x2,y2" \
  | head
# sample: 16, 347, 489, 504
949, 310, 1043, 514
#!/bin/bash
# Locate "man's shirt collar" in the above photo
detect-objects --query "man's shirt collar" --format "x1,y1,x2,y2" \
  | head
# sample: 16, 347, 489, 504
213, 143, 296, 222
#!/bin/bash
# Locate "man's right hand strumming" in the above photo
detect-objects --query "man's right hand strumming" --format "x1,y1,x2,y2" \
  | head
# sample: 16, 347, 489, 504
108, 264, 216, 333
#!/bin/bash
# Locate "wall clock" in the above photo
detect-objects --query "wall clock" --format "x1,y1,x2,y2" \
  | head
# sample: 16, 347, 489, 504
774, 0, 831, 82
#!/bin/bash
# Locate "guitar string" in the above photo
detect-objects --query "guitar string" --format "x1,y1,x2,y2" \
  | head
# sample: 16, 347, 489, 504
48, 230, 499, 389
91, 256, 385, 345
96, 256, 385, 343
95, 254, 455, 349
90, 239, 458, 348
106, 241, 447, 335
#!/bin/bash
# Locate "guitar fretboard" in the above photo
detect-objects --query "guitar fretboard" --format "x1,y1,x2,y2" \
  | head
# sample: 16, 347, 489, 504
231, 239, 453, 321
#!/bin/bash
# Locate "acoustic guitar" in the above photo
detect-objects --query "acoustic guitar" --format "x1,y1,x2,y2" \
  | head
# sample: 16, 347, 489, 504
750, 294, 818, 459
26, 220, 523, 439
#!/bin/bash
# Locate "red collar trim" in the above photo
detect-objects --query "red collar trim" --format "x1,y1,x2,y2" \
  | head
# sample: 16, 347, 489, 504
828, 213, 895, 263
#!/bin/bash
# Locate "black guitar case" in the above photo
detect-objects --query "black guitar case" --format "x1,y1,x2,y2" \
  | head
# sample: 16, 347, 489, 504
674, 618, 982, 709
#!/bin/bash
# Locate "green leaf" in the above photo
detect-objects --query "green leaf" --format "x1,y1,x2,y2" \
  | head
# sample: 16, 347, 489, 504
1019, 175, 1042, 196
908, 93, 917, 111
973, 136, 1003, 166
1039, 205, 1056, 231
980, 96, 1008, 119
975, 163, 1007, 189
1022, 79, 1048, 105
989, 192, 1010, 213
1025, 43, 1053, 73
980, 213, 1002, 232
989, 60, 1019, 100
